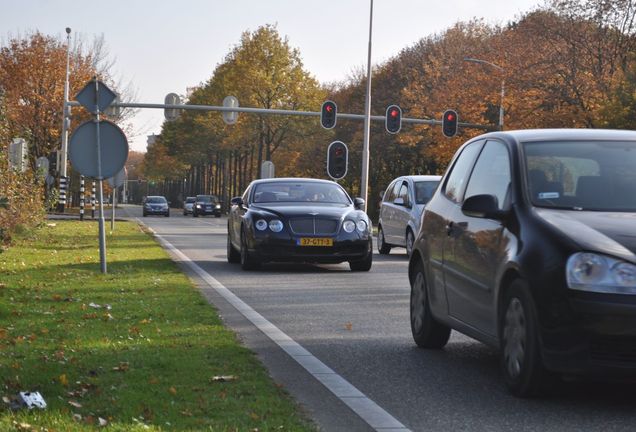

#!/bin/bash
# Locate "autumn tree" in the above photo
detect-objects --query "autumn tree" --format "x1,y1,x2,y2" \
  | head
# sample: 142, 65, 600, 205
148, 24, 328, 206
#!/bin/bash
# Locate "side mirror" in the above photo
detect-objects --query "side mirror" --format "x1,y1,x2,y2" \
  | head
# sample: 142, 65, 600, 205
354, 197, 365, 210
461, 194, 507, 220
230, 196, 244, 207
393, 197, 405, 206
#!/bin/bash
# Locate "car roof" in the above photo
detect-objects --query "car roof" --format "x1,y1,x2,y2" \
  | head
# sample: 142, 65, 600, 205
146, 195, 166, 199
249, 177, 341, 186
392, 175, 442, 182
477, 128, 636, 144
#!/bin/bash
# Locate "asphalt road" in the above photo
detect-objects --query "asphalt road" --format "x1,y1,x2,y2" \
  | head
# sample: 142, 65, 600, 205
117, 205, 636, 432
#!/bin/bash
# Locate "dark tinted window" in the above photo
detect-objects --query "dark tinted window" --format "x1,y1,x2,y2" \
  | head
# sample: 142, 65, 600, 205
383, 181, 397, 202
197, 195, 218, 203
414, 181, 439, 204
444, 141, 485, 203
465, 141, 511, 210
185, 197, 196, 203
253, 182, 350, 204
146, 196, 167, 204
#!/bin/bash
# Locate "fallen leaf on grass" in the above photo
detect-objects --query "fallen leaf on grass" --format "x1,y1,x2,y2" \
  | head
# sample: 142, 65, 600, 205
180, 409, 192, 416
168, 387, 177, 395
68, 400, 82, 408
211, 375, 238, 382
112, 362, 129, 372
250, 412, 260, 420
148, 377, 159, 384
98, 417, 108, 427
59, 374, 69, 386
73, 414, 82, 422
2, 396, 10, 404
12, 421, 34, 431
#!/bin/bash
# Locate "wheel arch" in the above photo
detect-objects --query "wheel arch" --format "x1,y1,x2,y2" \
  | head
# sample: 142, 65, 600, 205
496, 267, 523, 339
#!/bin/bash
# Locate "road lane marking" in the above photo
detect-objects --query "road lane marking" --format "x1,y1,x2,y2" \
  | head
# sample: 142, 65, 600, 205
138, 219, 410, 432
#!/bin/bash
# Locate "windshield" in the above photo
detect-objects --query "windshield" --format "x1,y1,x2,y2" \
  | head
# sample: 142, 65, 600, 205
146, 197, 167, 204
253, 181, 351, 204
197, 196, 217, 203
414, 181, 439, 205
523, 140, 636, 211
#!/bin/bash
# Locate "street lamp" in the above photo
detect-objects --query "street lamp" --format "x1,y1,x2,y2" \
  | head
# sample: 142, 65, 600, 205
58, 27, 72, 212
464, 57, 505, 130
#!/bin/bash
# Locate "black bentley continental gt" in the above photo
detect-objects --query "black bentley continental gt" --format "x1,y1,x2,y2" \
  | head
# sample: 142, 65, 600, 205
227, 178, 373, 271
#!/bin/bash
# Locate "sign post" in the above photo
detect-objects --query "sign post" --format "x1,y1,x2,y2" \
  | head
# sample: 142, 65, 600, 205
70, 78, 128, 273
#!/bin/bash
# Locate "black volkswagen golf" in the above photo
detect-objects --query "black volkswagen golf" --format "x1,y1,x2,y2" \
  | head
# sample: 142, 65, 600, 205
227, 178, 373, 271
409, 129, 636, 397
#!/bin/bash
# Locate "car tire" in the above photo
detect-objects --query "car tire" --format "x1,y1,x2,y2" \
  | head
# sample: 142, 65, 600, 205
143, 212, 147, 217
377, 226, 391, 254
409, 259, 451, 348
227, 230, 240, 263
240, 228, 260, 270
165, 212, 170, 217
405, 229, 415, 257
500, 279, 549, 397
349, 245, 373, 271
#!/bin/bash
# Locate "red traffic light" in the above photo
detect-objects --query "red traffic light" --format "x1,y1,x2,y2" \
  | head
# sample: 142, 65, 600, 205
385, 105, 402, 134
442, 109, 458, 137
321, 101, 337, 129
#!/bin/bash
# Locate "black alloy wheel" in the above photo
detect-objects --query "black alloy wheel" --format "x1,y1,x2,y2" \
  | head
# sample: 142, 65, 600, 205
240, 228, 260, 270
500, 279, 549, 397
409, 259, 451, 348
227, 228, 240, 263
349, 242, 373, 271
377, 226, 391, 254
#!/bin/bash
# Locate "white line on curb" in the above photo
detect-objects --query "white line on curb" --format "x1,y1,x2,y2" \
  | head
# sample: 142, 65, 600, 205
138, 219, 410, 431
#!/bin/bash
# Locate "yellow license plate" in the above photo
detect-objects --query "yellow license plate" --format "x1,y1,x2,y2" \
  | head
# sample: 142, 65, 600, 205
298, 238, 333, 247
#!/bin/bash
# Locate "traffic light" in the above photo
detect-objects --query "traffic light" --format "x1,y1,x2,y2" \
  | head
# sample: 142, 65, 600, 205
48, 151, 58, 174
385, 105, 402, 134
327, 141, 348, 180
321, 101, 337, 129
442, 109, 459, 137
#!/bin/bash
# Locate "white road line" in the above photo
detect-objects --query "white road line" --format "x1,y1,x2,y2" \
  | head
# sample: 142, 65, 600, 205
138, 219, 410, 432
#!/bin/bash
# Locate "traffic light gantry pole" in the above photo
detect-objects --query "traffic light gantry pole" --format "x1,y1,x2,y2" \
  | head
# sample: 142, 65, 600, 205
67, 100, 490, 130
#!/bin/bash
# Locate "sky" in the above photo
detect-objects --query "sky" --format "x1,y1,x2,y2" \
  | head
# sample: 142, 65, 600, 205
2, 0, 541, 152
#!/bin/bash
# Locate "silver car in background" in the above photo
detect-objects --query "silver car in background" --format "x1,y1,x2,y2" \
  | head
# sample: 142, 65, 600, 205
377, 175, 441, 256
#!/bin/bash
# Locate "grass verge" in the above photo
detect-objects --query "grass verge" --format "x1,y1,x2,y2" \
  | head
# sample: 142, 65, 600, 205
0, 221, 315, 431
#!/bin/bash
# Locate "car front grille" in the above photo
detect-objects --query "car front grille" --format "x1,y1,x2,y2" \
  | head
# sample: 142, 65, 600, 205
590, 336, 636, 364
289, 218, 339, 235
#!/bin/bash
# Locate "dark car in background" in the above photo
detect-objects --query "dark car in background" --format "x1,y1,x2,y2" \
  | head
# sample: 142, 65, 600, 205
183, 196, 196, 216
377, 175, 441, 256
408, 129, 636, 397
193, 194, 221, 217
227, 178, 373, 271
142, 195, 170, 217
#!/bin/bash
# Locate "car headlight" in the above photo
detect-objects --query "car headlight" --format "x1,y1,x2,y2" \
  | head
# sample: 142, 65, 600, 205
215, 204, 221, 209
567, 252, 636, 294
255, 219, 268, 231
343, 220, 356, 233
269, 219, 283, 232
196, 204, 201, 208
356, 220, 368, 233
